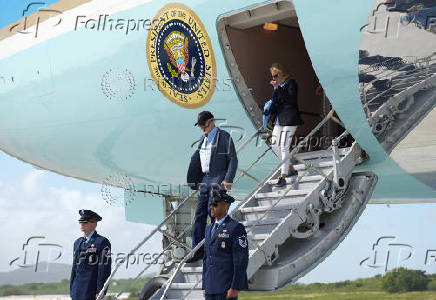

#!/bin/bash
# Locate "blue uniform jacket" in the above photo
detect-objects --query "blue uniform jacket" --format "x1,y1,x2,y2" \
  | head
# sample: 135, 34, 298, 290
202, 215, 249, 294
70, 231, 111, 300
187, 128, 238, 190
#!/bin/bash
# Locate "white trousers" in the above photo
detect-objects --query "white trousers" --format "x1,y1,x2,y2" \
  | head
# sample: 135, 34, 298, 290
271, 124, 297, 175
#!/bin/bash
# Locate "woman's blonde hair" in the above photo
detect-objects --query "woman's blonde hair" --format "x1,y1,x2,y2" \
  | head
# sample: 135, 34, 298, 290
270, 63, 291, 79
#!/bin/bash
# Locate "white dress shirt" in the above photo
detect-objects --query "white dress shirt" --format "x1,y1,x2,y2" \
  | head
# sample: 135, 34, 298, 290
84, 230, 95, 243
199, 136, 212, 173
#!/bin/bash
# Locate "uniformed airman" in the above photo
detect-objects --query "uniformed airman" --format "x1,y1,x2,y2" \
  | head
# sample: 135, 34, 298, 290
202, 190, 249, 300
70, 210, 111, 300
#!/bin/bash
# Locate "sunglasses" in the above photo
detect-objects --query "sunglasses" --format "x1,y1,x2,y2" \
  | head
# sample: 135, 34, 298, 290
272, 74, 279, 79
79, 221, 95, 224
210, 202, 219, 207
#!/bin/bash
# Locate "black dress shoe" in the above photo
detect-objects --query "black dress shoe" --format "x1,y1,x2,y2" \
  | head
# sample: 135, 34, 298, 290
186, 247, 204, 263
276, 177, 286, 187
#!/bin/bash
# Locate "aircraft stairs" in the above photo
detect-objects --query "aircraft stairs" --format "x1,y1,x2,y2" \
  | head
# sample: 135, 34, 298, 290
148, 145, 377, 299
97, 110, 378, 300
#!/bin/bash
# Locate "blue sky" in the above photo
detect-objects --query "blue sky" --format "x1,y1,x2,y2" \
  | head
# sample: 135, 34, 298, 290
0, 0, 61, 29
1, 149, 435, 284
0, 150, 162, 279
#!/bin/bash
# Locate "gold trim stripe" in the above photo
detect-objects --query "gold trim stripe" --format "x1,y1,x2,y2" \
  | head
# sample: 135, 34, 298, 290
0, 0, 92, 42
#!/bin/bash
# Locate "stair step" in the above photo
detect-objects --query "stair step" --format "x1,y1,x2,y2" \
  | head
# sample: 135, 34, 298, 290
170, 282, 202, 289
294, 148, 348, 160
270, 181, 320, 193
182, 266, 203, 273
256, 195, 306, 207
241, 217, 284, 227
255, 189, 311, 199
240, 203, 295, 213
293, 159, 334, 171
164, 289, 204, 299
269, 175, 323, 185
247, 233, 269, 241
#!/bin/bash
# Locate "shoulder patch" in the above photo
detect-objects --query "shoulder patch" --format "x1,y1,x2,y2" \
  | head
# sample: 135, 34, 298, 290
238, 235, 247, 248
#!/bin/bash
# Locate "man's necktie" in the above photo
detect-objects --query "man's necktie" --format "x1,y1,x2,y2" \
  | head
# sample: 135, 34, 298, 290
211, 223, 218, 237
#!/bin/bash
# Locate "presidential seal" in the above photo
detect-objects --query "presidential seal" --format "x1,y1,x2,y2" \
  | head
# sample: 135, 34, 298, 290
146, 3, 217, 108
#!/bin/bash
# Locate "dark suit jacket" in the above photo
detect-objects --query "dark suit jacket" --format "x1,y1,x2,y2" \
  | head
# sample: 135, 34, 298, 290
202, 215, 249, 294
187, 128, 238, 189
70, 231, 111, 300
270, 78, 303, 126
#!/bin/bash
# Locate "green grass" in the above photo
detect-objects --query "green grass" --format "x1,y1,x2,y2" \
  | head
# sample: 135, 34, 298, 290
239, 291, 436, 300
0, 278, 149, 296
3, 273, 436, 299
237, 276, 436, 300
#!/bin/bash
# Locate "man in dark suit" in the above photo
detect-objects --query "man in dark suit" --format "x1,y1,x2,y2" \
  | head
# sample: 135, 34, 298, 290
70, 210, 111, 300
202, 190, 249, 300
186, 111, 238, 262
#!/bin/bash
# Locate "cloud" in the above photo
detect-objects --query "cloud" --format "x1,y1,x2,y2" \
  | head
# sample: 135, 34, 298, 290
0, 170, 162, 279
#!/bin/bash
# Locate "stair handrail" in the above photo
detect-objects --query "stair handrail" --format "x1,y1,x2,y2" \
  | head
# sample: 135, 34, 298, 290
239, 130, 352, 251
159, 239, 206, 300
159, 108, 341, 299
97, 128, 265, 300
231, 109, 335, 214
228, 112, 348, 257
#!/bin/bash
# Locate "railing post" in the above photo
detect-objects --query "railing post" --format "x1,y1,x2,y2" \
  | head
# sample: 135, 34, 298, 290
331, 138, 345, 190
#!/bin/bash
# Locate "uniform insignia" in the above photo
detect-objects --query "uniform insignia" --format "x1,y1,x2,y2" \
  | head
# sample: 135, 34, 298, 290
146, 3, 217, 109
238, 235, 247, 248
221, 241, 226, 249
223, 229, 227, 232
218, 233, 229, 238
103, 246, 111, 257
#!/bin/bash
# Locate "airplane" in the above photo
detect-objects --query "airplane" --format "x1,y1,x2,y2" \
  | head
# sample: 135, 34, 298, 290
0, 0, 435, 298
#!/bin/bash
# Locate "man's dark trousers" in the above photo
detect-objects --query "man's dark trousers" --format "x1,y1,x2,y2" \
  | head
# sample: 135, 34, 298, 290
192, 171, 224, 247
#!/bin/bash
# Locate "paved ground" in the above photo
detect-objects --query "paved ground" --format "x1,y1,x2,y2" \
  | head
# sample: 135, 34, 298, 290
391, 103, 436, 189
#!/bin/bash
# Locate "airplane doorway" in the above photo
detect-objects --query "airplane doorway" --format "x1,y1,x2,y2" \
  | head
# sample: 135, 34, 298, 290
218, 0, 341, 150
